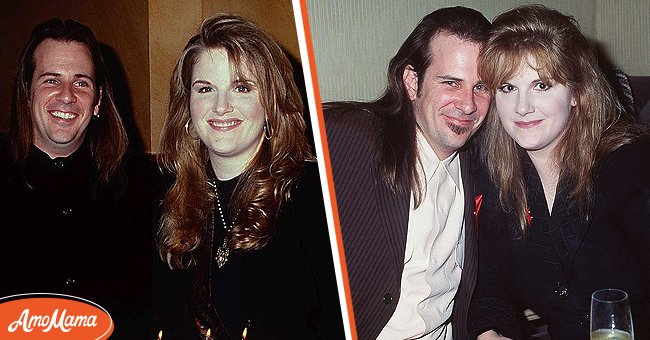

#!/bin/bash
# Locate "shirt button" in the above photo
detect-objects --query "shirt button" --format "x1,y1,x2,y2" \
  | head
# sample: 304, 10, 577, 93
64, 277, 77, 287
554, 282, 568, 299
382, 293, 393, 305
62, 207, 73, 216
54, 160, 66, 169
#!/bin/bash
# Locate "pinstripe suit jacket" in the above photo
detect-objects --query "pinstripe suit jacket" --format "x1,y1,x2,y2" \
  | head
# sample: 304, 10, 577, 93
324, 106, 478, 340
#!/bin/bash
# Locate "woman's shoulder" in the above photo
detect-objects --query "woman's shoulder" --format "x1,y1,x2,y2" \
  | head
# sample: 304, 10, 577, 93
278, 161, 327, 221
596, 138, 650, 185
609, 137, 650, 156
290, 160, 323, 200
599, 139, 650, 170
298, 160, 320, 181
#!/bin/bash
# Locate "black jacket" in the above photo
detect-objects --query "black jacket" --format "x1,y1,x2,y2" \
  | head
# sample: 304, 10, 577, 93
469, 141, 650, 339
0, 134, 158, 339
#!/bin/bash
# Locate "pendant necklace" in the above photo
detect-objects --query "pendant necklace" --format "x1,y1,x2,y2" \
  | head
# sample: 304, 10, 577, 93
209, 179, 233, 268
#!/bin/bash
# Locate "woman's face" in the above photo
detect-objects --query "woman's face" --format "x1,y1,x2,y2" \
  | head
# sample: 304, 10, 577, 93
495, 58, 576, 158
189, 48, 265, 177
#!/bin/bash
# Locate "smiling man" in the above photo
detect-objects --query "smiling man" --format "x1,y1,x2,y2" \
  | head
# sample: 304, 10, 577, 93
30, 38, 101, 158
0, 18, 155, 338
323, 7, 490, 340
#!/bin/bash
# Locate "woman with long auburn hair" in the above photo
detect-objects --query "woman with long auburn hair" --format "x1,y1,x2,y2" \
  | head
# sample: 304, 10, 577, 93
153, 14, 344, 339
468, 5, 650, 340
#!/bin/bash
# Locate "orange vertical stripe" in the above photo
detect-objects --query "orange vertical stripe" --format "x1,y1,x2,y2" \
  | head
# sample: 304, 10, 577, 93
298, 1, 358, 339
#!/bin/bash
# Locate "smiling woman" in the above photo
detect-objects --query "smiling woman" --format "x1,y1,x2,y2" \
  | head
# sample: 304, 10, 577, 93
153, 14, 345, 339
189, 48, 265, 179
469, 4, 650, 340
493, 59, 577, 204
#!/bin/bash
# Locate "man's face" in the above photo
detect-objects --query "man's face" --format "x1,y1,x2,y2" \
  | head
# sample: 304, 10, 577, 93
403, 32, 490, 159
29, 39, 100, 158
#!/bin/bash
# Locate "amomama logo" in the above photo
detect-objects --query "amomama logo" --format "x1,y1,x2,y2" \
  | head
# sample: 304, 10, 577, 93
0, 293, 113, 339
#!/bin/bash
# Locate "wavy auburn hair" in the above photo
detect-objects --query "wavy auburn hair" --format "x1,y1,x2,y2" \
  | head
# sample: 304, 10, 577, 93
478, 4, 648, 228
157, 14, 313, 268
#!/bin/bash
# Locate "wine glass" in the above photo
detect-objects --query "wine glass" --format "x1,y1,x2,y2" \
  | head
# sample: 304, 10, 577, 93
590, 288, 634, 340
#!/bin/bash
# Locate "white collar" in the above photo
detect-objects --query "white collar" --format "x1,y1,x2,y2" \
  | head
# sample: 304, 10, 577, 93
416, 129, 460, 188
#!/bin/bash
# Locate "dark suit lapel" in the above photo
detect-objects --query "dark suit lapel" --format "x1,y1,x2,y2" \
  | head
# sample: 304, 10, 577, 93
452, 150, 478, 340
461, 151, 478, 254
462, 151, 478, 286
376, 170, 410, 272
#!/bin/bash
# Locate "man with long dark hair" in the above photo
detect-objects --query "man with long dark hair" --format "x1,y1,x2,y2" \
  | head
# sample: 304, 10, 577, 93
0, 18, 155, 338
324, 6, 490, 339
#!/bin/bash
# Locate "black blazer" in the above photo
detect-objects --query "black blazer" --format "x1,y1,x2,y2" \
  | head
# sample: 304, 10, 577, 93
324, 106, 478, 340
469, 140, 650, 339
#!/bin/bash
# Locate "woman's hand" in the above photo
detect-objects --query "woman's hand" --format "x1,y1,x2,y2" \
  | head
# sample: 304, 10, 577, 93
477, 330, 513, 340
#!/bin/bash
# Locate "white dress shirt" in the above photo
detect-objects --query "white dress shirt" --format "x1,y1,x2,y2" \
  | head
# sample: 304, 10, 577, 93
377, 130, 465, 340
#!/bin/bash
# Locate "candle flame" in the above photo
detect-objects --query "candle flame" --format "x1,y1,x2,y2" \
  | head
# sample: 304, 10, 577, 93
242, 326, 248, 340
157, 330, 163, 339
206, 328, 211, 337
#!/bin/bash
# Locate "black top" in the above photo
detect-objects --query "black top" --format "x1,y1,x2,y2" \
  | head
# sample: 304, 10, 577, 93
0, 135, 158, 339
210, 175, 245, 336
469, 140, 650, 339
154, 161, 346, 339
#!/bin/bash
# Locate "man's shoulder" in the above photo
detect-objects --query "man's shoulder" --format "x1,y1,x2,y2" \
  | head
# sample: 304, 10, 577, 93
0, 131, 8, 151
123, 151, 165, 190
322, 103, 386, 188
322, 101, 384, 147
0, 131, 12, 167
323, 102, 381, 128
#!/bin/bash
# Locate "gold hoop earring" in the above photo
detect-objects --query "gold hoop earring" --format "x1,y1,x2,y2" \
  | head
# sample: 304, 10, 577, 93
264, 117, 274, 140
185, 118, 200, 140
